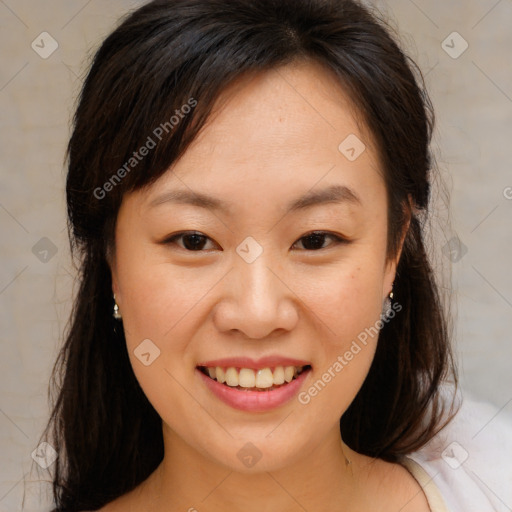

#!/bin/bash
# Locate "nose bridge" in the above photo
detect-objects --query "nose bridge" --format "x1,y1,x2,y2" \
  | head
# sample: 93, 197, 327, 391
236, 247, 280, 316
215, 242, 297, 339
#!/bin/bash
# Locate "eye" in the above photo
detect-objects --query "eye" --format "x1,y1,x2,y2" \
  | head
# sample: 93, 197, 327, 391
161, 230, 349, 252
292, 231, 349, 251
163, 231, 219, 252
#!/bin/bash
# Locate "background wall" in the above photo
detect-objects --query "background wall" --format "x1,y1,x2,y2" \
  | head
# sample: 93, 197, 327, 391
1, 1, 511, 510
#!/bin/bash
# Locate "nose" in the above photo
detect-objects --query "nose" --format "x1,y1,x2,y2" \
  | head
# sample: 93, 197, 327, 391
212, 252, 299, 340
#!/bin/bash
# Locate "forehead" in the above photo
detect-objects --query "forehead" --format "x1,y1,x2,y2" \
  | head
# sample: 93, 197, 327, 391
137, 59, 385, 213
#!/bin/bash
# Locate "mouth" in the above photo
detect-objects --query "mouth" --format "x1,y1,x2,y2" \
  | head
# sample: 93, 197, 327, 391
197, 364, 312, 391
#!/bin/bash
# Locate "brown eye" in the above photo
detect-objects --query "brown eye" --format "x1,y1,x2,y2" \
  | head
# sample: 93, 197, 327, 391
292, 231, 348, 251
164, 231, 218, 251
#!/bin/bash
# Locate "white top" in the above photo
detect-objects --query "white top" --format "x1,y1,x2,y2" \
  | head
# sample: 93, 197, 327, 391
399, 384, 512, 512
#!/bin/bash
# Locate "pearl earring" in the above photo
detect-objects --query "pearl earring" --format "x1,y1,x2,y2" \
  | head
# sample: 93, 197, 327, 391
113, 294, 122, 320
381, 287, 394, 320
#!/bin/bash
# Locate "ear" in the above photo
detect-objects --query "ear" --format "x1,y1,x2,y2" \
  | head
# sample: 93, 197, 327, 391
112, 273, 119, 298
105, 241, 120, 298
383, 196, 412, 296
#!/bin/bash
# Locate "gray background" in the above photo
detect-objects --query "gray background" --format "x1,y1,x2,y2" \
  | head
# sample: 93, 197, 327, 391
1, 0, 511, 510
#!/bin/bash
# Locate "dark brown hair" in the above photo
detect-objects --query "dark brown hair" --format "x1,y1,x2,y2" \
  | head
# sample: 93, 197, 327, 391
42, 0, 459, 510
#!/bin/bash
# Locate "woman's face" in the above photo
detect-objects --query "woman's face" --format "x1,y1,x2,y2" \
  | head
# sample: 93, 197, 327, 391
110, 60, 401, 472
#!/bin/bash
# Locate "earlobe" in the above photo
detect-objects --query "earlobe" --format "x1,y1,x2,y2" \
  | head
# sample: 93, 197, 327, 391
112, 293, 122, 320
110, 264, 122, 320
383, 260, 397, 299
105, 242, 119, 298
396, 217, 410, 267
111, 271, 120, 300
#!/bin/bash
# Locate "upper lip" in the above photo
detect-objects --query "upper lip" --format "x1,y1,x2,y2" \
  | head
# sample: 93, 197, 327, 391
196, 356, 312, 370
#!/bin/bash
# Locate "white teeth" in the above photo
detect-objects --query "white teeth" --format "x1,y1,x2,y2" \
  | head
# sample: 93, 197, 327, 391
216, 367, 226, 384
203, 365, 307, 388
273, 366, 285, 385
255, 368, 274, 388
225, 367, 239, 387
284, 366, 295, 383
238, 368, 256, 388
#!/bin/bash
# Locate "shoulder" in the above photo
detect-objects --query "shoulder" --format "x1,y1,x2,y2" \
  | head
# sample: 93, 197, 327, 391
406, 383, 512, 512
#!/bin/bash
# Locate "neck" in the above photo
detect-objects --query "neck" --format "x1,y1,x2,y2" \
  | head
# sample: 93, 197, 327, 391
139, 424, 363, 512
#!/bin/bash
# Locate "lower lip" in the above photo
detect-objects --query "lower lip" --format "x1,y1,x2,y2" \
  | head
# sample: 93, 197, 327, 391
197, 368, 311, 412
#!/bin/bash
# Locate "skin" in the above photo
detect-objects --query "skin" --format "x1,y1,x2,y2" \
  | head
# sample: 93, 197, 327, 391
105, 59, 429, 511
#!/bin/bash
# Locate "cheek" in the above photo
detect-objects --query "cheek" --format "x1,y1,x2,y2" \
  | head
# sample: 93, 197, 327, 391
297, 262, 384, 414
116, 256, 210, 423
113, 236, 204, 353
306, 261, 385, 343
119, 263, 209, 349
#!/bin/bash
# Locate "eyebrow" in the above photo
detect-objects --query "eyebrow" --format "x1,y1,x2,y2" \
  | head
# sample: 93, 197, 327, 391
148, 184, 362, 214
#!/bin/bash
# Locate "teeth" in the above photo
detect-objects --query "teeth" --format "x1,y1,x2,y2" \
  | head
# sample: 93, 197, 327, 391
203, 365, 307, 389
239, 368, 256, 388
284, 366, 295, 383
225, 367, 239, 387
273, 366, 285, 385
216, 367, 226, 384
255, 368, 273, 388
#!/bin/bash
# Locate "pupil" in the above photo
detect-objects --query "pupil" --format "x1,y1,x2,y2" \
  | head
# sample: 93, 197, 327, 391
184, 234, 206, 251
303, 233, 325, 250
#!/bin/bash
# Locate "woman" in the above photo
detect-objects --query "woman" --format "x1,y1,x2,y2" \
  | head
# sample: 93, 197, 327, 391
40, 0, 511, 511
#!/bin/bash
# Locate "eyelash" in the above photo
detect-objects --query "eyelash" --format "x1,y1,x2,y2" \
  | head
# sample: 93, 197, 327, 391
162, 230, 350, 252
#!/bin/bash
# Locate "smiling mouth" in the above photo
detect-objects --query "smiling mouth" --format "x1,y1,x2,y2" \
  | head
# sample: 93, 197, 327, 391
197, 365, 312, 391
